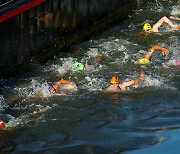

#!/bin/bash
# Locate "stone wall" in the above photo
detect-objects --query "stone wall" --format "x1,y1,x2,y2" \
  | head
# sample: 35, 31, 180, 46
0, 0, 143, 78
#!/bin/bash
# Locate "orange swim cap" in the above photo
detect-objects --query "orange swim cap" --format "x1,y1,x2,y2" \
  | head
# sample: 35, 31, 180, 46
110, 76, 119, 84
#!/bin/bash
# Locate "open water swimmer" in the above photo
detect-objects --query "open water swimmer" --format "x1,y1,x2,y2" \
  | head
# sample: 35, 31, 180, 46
103, 76, 138, 93
138, 45, 169, 64
73, 61, 94, 71
143, 16, 180, 33
103, 70, 146, 93
45, 79, 77, 94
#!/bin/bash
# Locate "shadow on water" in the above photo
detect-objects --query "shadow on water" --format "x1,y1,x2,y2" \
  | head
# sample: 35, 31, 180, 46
0, 0, 180, 153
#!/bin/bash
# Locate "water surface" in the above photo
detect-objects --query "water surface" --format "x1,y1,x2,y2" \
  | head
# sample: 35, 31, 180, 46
0, 0, 180, 153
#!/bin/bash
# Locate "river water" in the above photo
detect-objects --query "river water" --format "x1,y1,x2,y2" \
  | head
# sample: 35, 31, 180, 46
0, 0, 180, 153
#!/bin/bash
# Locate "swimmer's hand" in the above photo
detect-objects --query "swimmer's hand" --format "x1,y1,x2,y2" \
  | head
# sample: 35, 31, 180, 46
84, 63, 93, 71
161, 48, 169, 56
169, 16, 176, 20
169, 16, 180, 21
132, 79, 138, 88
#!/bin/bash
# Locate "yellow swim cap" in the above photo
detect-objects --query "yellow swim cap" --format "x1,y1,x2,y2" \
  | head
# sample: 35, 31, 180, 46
138, 58, 150, 64
110, 76, 119, 84
143, 23, 152, 31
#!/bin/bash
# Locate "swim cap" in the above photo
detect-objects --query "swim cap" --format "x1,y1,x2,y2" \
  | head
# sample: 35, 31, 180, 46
74, 62, 84, 71
138, 58, 150, 64
44, 83, 54, 92
143, 23, 152, 31
177, 59, 180, 66
110, 76, 119, 84
0, 119, 4, 128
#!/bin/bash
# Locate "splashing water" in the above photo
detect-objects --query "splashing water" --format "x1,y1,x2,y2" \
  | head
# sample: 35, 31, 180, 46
81, 76, 106, 91
0, 1, 179, 153
171, 4, 180, 17
0, 95, 9, 111
14, 79, 43, 101
57, 57, 76, 75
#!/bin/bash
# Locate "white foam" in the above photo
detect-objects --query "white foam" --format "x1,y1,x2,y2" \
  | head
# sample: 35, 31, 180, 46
171, 5, 180, 17
57, 57, 76, 75
143, 75, 175, 90
164, 59, 177, 66
0, 95, 9, 111
87, 48, 100, 57
41, 82, 52, 98
144, 76, 163, 87
14, 80, 52, 100
5, 116, 21, 128
81, 76, 106, 91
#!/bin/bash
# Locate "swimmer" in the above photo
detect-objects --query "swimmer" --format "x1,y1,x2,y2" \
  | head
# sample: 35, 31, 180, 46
143, 16, 180, 33
138, 45, 169, 64
103, 76, 139, 93
45, 79, 77, 94
73, 61, 94, 71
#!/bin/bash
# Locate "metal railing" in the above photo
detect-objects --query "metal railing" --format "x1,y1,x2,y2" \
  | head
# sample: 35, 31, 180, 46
0, 0, 20, 9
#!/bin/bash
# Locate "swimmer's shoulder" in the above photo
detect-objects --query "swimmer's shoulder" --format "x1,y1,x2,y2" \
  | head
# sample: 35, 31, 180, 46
103, 86, 121, 93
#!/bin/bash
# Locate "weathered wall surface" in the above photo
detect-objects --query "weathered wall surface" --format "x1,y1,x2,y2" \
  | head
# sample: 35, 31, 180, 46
0, 0, 143, 78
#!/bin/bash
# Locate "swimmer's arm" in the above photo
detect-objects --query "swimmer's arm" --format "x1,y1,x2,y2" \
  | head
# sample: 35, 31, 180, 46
152, 16, 173, 32
153, 16, 180, 31
133, 79, 139, 88
52, 80, 75, 92
139, 71, 145, 81
84, 63, 93, 71
119, 79, 137, 91
169, 16, 180, 21
54, 79, 75, 87
144, 48, 155, 59
151, 45, 169, 56
144, 45, 168, 59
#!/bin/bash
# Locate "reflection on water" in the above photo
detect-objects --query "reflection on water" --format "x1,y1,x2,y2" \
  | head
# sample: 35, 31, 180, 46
0, 0, 180, 153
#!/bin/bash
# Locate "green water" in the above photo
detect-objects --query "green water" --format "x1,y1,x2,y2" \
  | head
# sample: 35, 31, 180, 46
0, 0, 180, 153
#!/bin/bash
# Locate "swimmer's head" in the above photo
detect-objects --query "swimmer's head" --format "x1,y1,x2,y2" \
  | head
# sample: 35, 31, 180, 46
110, 76, 119, 84
0, 119, 5, 128
138, 58, 150, 64
44, 83, 55, 93
143, 23, 152, 32
74, 62, 84, 71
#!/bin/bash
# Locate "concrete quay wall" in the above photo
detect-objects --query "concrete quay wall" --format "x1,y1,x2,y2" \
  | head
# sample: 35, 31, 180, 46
0, 0, 144, 78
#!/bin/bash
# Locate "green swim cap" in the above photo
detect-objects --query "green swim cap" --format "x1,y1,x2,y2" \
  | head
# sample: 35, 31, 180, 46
74, 62, 84, 71
138, 58, 150, 64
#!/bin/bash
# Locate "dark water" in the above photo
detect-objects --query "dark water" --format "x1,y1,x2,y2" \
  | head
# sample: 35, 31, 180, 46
0, 0, 180, 153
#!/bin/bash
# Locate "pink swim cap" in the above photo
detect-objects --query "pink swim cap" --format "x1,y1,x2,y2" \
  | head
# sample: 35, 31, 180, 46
177, 60, 180, 66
